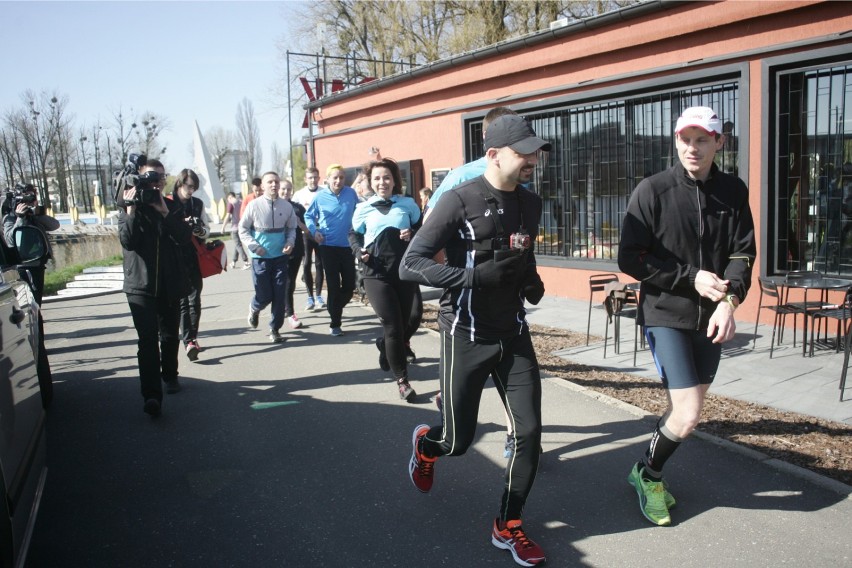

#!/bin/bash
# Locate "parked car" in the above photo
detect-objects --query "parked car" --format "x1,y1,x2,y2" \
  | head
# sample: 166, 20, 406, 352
0, 225, 51, 568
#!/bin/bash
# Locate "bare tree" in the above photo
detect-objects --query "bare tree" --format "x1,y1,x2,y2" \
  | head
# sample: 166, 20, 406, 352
52, 121, 77, 212
134, 111, 170, 160
205, 126, 236, 185
0, 119, 27, 187
236, 98, 262, 178
269, 142, 289, 179
110, 107, 138, 167
288, 1, 641, 70
2, 90, 68, 208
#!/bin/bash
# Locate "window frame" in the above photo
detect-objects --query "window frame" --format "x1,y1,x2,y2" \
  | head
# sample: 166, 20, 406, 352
459, 64, 748, 268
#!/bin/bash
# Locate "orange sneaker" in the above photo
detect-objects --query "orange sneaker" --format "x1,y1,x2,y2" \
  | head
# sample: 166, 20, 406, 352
408, 424, 436, 492
491, 518, 546, 567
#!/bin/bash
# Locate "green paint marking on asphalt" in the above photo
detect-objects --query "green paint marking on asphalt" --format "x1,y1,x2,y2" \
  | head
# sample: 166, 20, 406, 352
250, 401, 299, 410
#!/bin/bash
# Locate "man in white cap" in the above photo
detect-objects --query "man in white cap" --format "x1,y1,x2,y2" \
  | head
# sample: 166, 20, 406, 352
400, 114, 550, 567
618, 106, 756, 526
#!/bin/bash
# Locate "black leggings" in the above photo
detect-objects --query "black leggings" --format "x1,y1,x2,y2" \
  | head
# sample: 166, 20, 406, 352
318, 245, 356, 328
363, 277, 422, 379
179, 268, 202, 344
422, 328, 542, 521
302, 236, 324, 298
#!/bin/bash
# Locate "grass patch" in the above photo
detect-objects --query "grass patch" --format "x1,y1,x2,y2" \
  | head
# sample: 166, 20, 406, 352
45, 255, 123, 296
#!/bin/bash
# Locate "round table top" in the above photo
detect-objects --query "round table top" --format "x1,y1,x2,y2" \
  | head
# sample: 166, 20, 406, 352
769, 276, 852, 289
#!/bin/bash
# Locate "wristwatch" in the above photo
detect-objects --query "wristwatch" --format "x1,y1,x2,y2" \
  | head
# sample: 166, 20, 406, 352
725, 294, 740, 310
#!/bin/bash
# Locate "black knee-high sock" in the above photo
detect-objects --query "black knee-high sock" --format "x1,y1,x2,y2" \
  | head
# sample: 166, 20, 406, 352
642, 419, 682, 479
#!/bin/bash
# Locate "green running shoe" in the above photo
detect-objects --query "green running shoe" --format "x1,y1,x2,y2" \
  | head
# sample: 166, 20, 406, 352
662, 478, 676, 510
627, 463, 671, 526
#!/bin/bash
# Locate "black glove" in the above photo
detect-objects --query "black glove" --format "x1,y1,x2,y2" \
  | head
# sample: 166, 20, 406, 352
472, 252, 525, 288
522, 269, 545, 305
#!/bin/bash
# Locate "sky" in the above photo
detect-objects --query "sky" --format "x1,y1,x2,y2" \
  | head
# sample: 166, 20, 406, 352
0, 1, 309, 175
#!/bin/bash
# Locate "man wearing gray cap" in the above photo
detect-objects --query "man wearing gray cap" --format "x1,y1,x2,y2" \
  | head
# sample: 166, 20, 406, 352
619, 106, 755, 527
400, 114, 550, 566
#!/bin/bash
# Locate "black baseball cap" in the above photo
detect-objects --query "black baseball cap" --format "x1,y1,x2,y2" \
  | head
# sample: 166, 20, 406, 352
484, 115, 552, 154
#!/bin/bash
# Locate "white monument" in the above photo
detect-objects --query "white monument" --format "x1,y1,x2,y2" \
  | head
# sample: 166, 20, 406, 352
192, 120, 225, 223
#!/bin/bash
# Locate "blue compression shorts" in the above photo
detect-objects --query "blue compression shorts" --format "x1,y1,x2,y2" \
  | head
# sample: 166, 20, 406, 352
645, 326, 722, 389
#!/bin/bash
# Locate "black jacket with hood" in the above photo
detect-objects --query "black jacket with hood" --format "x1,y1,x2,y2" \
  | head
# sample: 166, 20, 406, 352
618, 161, 756, 331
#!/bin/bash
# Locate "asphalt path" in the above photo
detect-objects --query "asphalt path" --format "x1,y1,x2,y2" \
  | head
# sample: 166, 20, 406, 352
26, 264, 852, 567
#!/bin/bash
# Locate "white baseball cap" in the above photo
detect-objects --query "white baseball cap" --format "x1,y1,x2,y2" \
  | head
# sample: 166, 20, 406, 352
675, 106, 723, 135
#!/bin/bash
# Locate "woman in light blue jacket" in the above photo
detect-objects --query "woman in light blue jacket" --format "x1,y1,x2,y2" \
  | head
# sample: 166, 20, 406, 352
350, 158, 422, 401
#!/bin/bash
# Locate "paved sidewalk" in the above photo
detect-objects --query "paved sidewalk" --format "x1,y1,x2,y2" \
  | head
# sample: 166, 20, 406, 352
527, 296, 852, 425
28, 242, 852, 566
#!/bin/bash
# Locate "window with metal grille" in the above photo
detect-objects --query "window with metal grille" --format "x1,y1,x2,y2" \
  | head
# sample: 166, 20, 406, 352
774, 62, 852, 276
463, 82, 739, 260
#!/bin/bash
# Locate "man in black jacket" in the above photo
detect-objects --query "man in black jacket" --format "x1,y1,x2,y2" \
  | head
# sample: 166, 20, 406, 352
119, 159, 191, 417
400, 114, 549, 567
618, 106, 756, 526
2, 183, 59, 304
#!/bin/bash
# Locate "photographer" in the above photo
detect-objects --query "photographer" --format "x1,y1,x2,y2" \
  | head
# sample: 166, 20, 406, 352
3, 183, 59, 304
118, 157, 191, 418
168, 169, 210, 362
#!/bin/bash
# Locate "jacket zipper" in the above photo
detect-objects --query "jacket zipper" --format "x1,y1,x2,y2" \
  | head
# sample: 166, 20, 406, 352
155, 231, 160, 297
696, 183, 703, 330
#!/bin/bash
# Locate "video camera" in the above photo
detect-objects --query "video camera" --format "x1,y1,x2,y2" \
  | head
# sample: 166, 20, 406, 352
4, 183, 38, 216
113, 153, 163, 206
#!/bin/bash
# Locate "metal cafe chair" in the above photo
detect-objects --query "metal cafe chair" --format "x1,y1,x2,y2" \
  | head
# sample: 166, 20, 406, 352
603, 287, 641, 364
808, 288, 852, 357
753, 277, 803, 358
586, 273, 619, 345
783, 270, 828, 344
839, 322, 852, 402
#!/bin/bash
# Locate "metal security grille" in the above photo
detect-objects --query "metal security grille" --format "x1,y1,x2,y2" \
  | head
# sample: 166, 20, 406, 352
776, 62, 852, 276
464, 82, 739, 260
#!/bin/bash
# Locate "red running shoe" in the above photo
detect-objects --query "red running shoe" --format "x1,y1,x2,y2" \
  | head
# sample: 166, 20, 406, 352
491, 518, 546, 567
408, 424, 436, 493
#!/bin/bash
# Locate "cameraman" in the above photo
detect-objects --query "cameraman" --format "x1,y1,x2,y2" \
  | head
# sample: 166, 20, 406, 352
169, 169, 210, 362
2, 183, 59, 304
118, 158, 192, 418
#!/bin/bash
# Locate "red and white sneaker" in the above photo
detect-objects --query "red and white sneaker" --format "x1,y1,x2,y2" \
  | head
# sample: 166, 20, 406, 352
287, 315, 303, 329
185, 340, 200, 362
408, 424, 436, 493
491, 518, 546, 567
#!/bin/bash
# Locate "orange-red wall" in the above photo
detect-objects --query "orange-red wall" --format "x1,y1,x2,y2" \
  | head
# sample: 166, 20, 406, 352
307, 0, 852, 327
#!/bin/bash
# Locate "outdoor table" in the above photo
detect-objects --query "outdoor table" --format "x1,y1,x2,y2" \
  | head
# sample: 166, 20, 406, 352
767, 276, 852, 356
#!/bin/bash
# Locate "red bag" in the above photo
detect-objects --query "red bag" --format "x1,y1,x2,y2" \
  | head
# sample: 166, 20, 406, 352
192, 238, 227, 278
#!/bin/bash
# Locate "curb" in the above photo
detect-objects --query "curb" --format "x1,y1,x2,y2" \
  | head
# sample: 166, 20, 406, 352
42, 288, 122, 303
545, 375, 852, 498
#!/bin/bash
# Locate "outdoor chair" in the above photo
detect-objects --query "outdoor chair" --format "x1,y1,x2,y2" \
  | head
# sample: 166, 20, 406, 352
839, 323, 852, 402
587, 273, 619, 345
808, 288, 852, 357
753, 277, 803, 358
602, 287, 641, 365
782, 270, 828, 343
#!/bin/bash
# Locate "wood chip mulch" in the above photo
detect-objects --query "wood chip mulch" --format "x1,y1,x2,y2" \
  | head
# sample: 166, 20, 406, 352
420, 304, 852, 487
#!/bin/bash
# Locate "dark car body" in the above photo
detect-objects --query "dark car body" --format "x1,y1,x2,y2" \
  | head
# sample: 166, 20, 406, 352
0, 226, 51, 568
